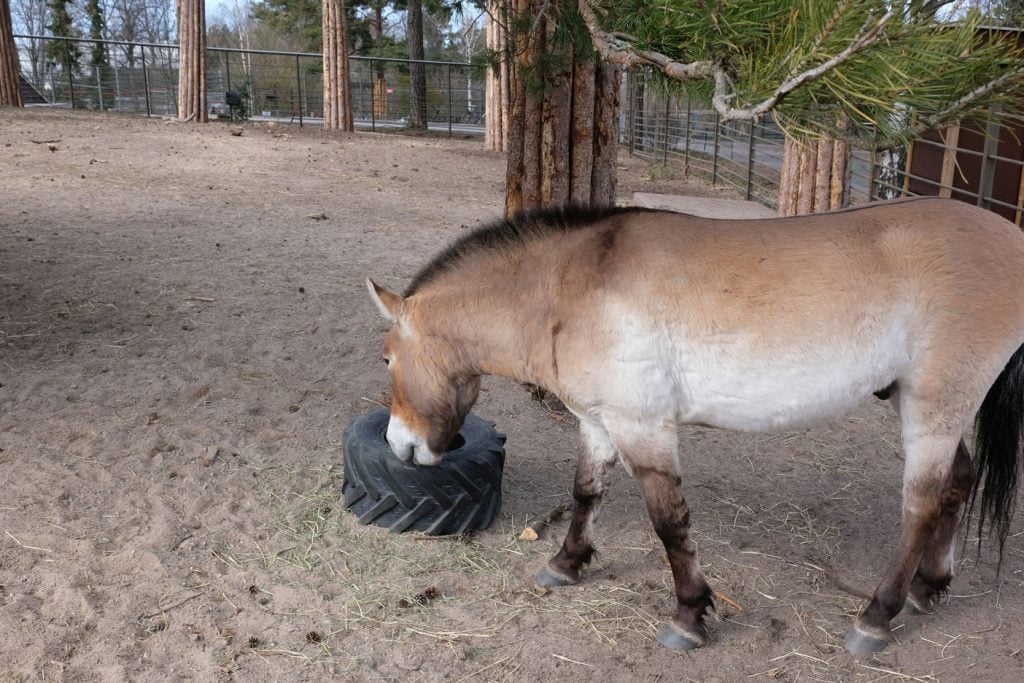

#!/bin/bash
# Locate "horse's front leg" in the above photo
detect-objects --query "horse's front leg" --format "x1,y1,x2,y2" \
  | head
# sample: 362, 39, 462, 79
846, 431, 962, 654
537, 421, 618, 587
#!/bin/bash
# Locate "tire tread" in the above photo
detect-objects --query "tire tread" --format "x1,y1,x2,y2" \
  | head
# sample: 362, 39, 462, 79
341, 410, 505, 535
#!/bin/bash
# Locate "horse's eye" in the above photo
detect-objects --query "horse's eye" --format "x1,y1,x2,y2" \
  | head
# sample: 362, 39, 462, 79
382, 357, 391, 366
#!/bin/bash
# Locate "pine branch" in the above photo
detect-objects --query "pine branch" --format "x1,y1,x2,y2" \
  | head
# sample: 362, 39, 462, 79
787, 0, 855, 77
579, 0, 895, 122
525, 0, 553, 53
720, 9, 895, 121
908, 63, 1024, 136
578, 0, 719, 80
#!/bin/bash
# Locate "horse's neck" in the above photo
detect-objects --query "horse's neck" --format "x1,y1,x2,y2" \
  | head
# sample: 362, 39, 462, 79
424, 275, 557, 388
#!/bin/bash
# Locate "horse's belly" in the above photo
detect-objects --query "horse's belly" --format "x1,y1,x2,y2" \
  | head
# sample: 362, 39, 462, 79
677, 343, 904, 431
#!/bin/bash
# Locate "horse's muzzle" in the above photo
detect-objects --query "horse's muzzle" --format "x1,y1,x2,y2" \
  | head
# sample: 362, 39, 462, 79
386, 413, 442, 466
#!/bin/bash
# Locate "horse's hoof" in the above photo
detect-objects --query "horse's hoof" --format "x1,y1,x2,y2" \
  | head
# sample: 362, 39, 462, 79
535, 567, 577, 588
656, 622, 705, 651
845, 626, 890, 654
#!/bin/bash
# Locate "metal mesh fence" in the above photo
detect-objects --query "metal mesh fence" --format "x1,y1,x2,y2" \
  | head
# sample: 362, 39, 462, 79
619, 69, 1024, 221
619, 70, 883, 210
14, 35, 487, 135
17, 39, 1023, 221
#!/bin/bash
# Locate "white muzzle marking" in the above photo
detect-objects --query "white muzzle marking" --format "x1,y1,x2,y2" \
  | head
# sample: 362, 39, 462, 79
387, 413, 442, 466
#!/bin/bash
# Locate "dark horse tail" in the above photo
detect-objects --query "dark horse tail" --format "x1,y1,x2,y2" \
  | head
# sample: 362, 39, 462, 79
971, 343, 1024, 559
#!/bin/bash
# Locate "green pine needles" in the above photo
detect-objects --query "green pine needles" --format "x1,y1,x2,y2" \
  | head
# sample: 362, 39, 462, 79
588, 0, 1024, 147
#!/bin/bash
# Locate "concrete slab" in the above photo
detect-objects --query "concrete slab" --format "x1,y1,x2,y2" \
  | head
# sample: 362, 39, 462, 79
633, 192, 776, 219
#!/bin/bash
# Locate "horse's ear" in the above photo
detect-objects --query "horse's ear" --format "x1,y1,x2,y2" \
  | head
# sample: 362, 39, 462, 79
366, 278, 404, 323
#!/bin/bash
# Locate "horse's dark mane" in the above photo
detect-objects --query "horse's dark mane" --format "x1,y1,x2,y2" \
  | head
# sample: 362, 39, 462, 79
404, 204, 655, 296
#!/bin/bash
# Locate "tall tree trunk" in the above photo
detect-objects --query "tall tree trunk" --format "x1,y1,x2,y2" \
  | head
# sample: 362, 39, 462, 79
176, 0, 207, 122
370, 4, 387, 118
590, 60, 620, 207
504, 0, 620, 216
322, 0, 353, 131
0, 0, 22, 107
540, 10, 571, 205
569, 58, 595, 203
485, 3, 511, 152
777, 134, 851, 216
407, 0, 427, 129
504, 0, 529, 215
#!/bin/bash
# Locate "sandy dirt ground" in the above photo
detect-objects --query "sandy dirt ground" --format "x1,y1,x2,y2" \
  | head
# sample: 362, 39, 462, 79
1, 108, 1023, 682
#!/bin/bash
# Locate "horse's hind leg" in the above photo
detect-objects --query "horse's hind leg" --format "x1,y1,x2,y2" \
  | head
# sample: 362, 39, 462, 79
537, 421, 618, 587
879, 391, 976, 614
634, 463, 714, 650
846, 430, 963, 654
906, 440, 975, 614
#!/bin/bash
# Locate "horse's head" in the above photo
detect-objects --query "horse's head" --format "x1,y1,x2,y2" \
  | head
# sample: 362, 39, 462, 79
366, 278, 481, 466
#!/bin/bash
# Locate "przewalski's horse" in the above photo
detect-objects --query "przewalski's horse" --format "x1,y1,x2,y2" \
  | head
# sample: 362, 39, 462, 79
366, 197, 1024, 654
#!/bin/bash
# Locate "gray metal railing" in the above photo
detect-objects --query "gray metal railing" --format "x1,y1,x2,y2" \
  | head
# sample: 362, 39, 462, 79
619, 70, 877, 210
13, 34, 487, 136
619, 70, 1023, 223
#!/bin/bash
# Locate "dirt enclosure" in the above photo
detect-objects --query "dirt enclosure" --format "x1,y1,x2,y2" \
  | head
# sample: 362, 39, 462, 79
1, 108, 1023, 682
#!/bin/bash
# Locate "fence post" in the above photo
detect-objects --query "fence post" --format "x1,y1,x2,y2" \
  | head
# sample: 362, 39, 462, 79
448, 63, 453, 137
225, 52, 232, 92
168, 49, 176, 115
683, 95, 691, 175
64, 38, 76, 109
661, 96, 671, 164
712, 110, 721, 185
370, 59, 376, 132
978, 104, 1001, 209
141, 48, 152, 117
868, 149, 878, 201
96, 66, 103, 111
627, 70, 635, 156
295, 54, 303, 127
745, 121, 756, 200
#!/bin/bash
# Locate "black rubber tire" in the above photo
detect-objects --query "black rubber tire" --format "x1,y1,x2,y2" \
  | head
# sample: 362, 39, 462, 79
341, 409, 506, 535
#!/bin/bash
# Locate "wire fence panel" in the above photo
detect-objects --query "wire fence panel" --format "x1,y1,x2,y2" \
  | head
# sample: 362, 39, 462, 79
13, 35, 487, 136
619, 70, 1024, 222
15, 38, 1024, 221
620, 71, 787, 208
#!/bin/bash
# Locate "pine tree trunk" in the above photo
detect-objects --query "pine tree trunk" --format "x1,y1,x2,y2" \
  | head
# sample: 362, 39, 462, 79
504, 0, 620, 216
813, 138, 833, 212
590, 60, 620, 208
370, 4, 387, 118
503, 0, 528, 215
777, 134, 851, 216
569, 58, 596, 204
0, 0, 22, 107
407, 0, 427, 129
830, 137, 851, 210
322, 0, 353, 131
485, 3, 510, 152
176, 0, 207, 122
373, 76, 387, 118
540, 11, 571, 205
